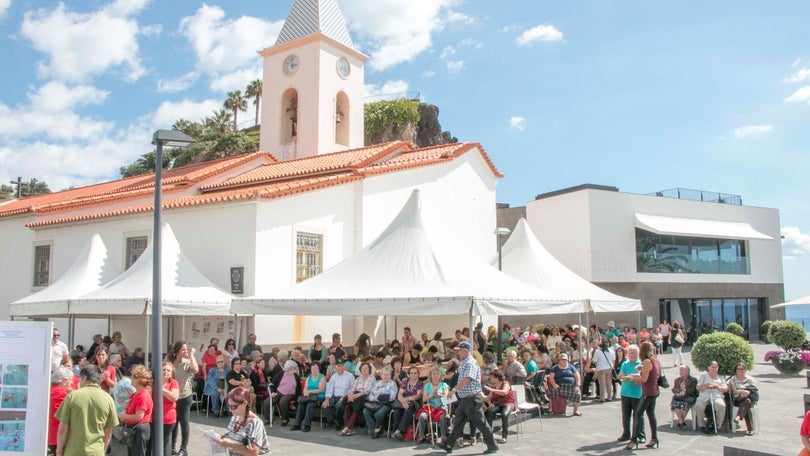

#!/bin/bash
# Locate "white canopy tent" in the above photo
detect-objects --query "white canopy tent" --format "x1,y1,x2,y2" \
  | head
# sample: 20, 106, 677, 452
9, 233, 120, 317
497, 218, 642, 314
232, 189, 579, 319
771, 295, 810, 309
70, 223, 234, 317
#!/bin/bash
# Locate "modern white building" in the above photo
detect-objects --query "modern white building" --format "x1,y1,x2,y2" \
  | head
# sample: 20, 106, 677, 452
518, 184, 785, 341
0, 0, 503, 351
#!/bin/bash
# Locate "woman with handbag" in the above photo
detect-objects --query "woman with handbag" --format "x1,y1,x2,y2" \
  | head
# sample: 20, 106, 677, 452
391, 366, 424, 440
339, 362, 375, 436
482, 370, 516, 444
624, 341, 660, 450
291, 362, 326, 432
729, 363, 758, 435
117, 365, 153, 456
216, 386, 269, 455
161, 362, 180, 456
416, 366, 450, 444
669, 321, 685, 367
270, 360, 301, 426
363, 367, 398, 438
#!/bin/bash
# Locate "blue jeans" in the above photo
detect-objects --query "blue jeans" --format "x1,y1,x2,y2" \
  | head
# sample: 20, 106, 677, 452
294, 396, 322, 427
362, 404, 391, 432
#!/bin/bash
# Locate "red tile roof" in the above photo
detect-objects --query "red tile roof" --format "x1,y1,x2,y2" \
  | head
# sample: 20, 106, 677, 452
9, 141, 502, 228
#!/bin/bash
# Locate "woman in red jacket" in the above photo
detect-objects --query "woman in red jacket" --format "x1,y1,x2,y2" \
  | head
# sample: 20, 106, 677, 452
118, 365, 154, 456
47, 367, 73, 454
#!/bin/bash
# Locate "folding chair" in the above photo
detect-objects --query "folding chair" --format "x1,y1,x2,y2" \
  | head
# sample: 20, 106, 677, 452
517, 383, 542, 432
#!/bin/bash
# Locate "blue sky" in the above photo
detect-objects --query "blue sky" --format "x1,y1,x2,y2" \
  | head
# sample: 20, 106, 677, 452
0, 0, 809, 299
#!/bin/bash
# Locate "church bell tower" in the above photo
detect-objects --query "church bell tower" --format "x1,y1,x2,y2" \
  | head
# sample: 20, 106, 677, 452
259, 0, 368, 161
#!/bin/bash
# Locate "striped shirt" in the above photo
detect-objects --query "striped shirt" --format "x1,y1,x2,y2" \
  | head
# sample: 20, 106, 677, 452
456, 355, 482, 398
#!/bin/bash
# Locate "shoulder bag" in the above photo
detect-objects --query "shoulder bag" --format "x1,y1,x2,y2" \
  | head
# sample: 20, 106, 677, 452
112, 424, 135, 447
657, 366, 669, 389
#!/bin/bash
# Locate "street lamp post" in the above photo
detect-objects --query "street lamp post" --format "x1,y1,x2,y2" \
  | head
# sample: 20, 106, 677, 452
494, 227, 511, 363
151, 129, 195, 456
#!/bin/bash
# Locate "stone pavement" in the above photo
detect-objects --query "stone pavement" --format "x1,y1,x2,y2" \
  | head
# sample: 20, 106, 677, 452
186, 343, 802, 455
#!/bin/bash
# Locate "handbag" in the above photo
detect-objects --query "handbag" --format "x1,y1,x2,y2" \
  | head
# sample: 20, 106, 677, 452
350, 395, 367, 413
112, 424, 135, 447
364, 401, 383, 412
674, 331, 684, 344
657, 370, 670, 389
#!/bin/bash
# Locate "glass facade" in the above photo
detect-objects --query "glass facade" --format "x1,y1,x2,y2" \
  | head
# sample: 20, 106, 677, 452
636, 228, 749, 274
659, 297, 764, 341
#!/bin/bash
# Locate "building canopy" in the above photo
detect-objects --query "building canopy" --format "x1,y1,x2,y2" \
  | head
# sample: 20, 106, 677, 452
771, 295, 810, 309
634, 213, 772, 240
231, 189, 579, 317
497, 218, 641, 314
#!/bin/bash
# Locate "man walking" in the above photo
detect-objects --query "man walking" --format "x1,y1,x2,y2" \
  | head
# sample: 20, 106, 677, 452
437, 341, 498, 454
55, 364, 118, 456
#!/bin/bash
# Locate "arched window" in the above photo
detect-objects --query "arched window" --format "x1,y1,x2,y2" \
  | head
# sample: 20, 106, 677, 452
335, 91, 349, 146
281, 88, 299, 143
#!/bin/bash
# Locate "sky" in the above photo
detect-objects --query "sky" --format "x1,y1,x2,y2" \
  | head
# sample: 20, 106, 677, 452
0, 0, 809, 299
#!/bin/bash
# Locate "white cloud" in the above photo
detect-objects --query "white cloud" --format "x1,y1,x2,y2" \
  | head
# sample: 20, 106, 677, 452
446, 11, 473, 24
782, 227, 810, 258
446, 60, 464, 73
422, 70, 435, 78
516, 24, 564, 46
793, 58, 802, 67
440, 46, 456, 59
0, 0, 11, 18
733, 124, 773, 138
178, 4, 282, 92
20, 0, 149, 83
147, 98, 222, 128
509, 116, 526, 131
364, 80, 410, 101
784, 68, 810, 83
157, 72, 199, 93
341, 0, 462, 71
27, 81, 109, 113
785, 86, 810, 104
140, 24, 162, 38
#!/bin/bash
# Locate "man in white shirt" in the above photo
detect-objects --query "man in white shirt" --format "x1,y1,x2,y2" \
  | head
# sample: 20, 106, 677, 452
51, 328, 69, 372
322, 360, 354, 429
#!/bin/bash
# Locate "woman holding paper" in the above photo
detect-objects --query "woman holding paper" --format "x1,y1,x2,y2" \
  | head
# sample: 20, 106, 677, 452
216, 386, 270, 455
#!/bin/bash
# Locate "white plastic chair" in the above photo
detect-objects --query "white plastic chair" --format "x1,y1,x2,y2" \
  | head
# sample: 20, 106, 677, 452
670, 406, 697, 430
511, 384, 540, 438
731, 403, 759, 434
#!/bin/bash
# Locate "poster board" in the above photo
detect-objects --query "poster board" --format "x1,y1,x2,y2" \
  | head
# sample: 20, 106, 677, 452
0, 321, 51, 455
185, 316, 237, 354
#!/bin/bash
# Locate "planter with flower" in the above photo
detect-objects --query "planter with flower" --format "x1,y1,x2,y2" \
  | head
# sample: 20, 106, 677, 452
765, 320, 809, 375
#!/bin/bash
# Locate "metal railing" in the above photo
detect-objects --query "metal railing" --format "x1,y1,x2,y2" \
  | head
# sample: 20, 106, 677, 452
648, 188, 742, 205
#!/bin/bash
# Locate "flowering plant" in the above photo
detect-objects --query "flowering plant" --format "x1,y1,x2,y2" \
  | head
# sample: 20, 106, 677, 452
764, 349, 810, 364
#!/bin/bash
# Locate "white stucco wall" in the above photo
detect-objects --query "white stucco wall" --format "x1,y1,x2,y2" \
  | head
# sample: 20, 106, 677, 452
527, 188, 783, 284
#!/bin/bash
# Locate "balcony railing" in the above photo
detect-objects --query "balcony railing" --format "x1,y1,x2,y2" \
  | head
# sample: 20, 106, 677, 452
637, 253, 750, 274
648, 188, 742, 205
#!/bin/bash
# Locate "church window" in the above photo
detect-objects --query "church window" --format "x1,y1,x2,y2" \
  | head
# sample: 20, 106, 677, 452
33, 243, 51, 287
125, 235, 148, 270
296, 232, 322, 282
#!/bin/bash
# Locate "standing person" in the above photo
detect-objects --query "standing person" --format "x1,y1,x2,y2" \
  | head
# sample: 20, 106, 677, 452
473, 322, 487, 354
401, 327, 418, 354
328, 333, 346, 360
308, 334, 325, 366
125, 348, 145, 373
48, 367, 73, 454
354, 333, 372, 357
55, 365, 119, 456
87, 334, 103, 361
616, 345, 643, 442
624, 341, 660, 450
167, 341, 198, 456
118, 366, 153, 456
222, 339, 239, 365
161, 362, 179, 456
592, 338, 616, 402
669, 321, 685, 367
51, 328, 70, 372
548, 353, 583, 416
437, 341, 498, 455
658, 320, 671, 353
241, 334, 262, 360
215, 387, 270, 455
801, 409, 810, 455
92, 347, 116, 393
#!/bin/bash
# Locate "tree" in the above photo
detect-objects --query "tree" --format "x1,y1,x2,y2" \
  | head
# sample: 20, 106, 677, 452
20, 178, 50, 197
119, 151, 172, 178
0, 184, 14, 200
172, 119, 204, 138
206, 109, 233, 135
245, 79, 262, 126
224, 90, 248, 131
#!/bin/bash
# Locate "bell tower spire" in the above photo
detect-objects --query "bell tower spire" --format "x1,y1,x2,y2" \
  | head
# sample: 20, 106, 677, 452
259, 0, 367, 161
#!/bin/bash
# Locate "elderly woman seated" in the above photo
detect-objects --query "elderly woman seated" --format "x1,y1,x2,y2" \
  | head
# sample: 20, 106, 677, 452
203, 355, 230, 417
670, 364, 698, 428
271, 360, 302, 426
362, 367, 397, 438
547, 353, 582, 416
728, 363, 758, 435
694, 361, 729, 433
416, 366, 450, 443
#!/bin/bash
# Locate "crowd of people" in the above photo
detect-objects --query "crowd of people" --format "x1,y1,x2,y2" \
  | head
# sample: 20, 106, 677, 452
47, 318, 758, 455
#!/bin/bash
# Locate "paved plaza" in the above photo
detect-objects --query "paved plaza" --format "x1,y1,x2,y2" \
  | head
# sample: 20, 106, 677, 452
186, 342, 801, 455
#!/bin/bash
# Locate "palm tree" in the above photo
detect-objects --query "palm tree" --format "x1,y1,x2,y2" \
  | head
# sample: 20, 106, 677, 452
172, 119, 203, 138
245, 79, 263, 126
206, 109, 233, 135
224, 90, 248, 131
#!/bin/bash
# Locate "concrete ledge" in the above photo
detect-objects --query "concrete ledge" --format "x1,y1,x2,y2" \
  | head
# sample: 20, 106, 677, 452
723, 446, 781, 456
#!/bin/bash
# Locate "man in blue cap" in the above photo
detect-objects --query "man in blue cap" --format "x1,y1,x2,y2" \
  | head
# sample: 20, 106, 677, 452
437, 341, 498, 454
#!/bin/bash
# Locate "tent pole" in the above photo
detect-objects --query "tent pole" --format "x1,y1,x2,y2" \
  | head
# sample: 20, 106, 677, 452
578, 313, 583, 370
145, 315, 151, 367
69, 315, 75, 350
497, 314, 503, 364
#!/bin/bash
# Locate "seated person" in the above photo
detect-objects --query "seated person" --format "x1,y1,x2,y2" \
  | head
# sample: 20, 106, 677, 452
291, 363, 326, 432
670, 365, 698, 428
481, 370, 515, 444
203, 355, 230, 416
270, 360, 301, 426
416, 367, 450, 443
694, 361, 729, 433
391, 366, 424, 440
321, 360, 353, 429
362, 367, 397, 438
547, 353, 582, 416
728, 363, 758, 435
339, 362, 376, 436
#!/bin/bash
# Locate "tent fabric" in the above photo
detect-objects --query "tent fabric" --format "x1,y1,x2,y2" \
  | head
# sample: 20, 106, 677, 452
232, 189, 578, 317
634, 213, 772, 240
9, 233, 120, 317
771, 295, 810, 309
497, 218, 642, 313
69, 223, 234, 316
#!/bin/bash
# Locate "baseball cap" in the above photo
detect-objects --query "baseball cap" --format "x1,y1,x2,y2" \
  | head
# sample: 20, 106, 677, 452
454, 341, 472, 351
607, 321, 615, 327
558, 353, 569, 361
